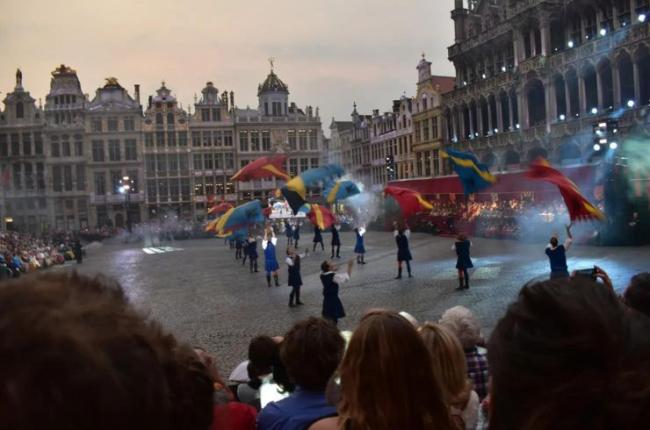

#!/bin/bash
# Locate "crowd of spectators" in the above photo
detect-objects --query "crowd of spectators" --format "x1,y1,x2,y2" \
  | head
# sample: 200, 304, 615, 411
1, 268, 648, 429
0, 230, 81, 279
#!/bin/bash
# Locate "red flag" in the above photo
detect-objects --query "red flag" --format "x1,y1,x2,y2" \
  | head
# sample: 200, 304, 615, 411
307, 204, 336, 230
231, 155, 290, 182
384, 185, 433, 218
527, 158, 605, 222
207, 202, 234, 216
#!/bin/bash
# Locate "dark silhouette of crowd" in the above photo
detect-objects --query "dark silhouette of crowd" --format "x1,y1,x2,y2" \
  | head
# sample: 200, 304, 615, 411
0, 269, 649, 430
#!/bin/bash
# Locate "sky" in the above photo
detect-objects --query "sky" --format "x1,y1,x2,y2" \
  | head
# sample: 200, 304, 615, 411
0, 0, 455, 129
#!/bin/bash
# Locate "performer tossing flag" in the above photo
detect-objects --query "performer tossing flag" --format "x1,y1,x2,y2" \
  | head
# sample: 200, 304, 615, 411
442, 149, 497, 195
384, 185, 433, 218
527, 158, 605, 222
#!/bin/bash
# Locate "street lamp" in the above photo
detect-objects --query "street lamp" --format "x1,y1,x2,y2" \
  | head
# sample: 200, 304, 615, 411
120, 175, 133, 232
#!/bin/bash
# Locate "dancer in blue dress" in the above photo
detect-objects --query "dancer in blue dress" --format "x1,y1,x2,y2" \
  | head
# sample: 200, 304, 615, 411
320, 258, 354, 326
354, 227, 366, 264
454, 233, 473, 290
263, 227, 280, 287
312, 226, 324, 252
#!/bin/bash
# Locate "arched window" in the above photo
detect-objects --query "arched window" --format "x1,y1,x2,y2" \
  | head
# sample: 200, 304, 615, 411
499, 91, 510, 130
597, 59, 614, 110
526, 79, 546, 126
509, 89, 519, 126
16, 102, 24, 119
566, 69, 580, 116
488, 94, 497, 132
635, 45, 650, 105
554, 74, 567, 118
617, 51, 635, 105
479, 97, 489, 136
582, 64, 598, 112
166, 112, 174, 126
155, 113, 163, 124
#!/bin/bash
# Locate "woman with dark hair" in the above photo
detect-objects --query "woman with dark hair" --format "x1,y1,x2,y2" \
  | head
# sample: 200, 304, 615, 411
310, 310, 455, 430
320, 259, 354, 326
263, 228, 280, 287
623, 272, 650, 318
454, 233, 473, 290
488, 277, 650, 430
393, 222, 412, 279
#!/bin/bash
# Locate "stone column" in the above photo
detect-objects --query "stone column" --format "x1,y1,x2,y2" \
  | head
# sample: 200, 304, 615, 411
540, 17, 551, 56
530, 29, 537, 57
517, 87, 526, 128
487, 99, 494, 133
578, 73, 587, 114
612, 63, 622, 107
596, 67, 604, 109
544, 79, 553, 132
565, 77, 573, 116
508, 94, 515, 130
633, 60, 641, 103
469, 103, 476, 137
496, 96, 504, 132
513, 29, 523, 67
477, 102, 484, 136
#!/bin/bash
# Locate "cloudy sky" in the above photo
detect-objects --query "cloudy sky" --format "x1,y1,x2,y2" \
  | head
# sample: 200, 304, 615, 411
0, 0, 455, 127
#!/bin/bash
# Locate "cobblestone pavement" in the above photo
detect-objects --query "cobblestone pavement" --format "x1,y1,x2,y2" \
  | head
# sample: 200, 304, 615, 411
67, 231, 650, 376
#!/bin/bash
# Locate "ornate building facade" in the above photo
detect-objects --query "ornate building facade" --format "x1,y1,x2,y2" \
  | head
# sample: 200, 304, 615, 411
0, 70, 46, 232
85, 78, 145, 228
234, 68, 323, 201
443, 0, 650, 170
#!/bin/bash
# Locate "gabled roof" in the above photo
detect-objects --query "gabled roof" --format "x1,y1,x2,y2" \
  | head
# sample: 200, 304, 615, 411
429, 75, 456, 94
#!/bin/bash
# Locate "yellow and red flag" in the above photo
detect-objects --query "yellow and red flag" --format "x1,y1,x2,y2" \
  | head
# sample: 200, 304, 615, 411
384, 185, 433, 218
204, 218, 220, 233
231, 155, 290, 182
527, 158, 605, 222
307, 204, 336, 231
207, 202, 234, 216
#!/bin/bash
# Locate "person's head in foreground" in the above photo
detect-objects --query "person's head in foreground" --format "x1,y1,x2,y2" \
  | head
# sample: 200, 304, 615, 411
0, 271, 214, 430
281, 317, 344, 392
438, 305, 483, 350
488, 276, 650, 430
419, 323, 475, 417
624, 272, 650, 318
334, 309, 455, 430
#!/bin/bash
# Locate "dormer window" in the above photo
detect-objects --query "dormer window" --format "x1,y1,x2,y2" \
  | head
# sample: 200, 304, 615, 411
16, 102, 24, 119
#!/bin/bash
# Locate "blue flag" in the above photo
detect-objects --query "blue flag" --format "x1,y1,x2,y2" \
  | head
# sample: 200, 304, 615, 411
442, 149, 497, 195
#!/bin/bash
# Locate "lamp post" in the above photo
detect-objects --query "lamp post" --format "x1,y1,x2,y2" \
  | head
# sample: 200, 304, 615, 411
119, 175, 133, 233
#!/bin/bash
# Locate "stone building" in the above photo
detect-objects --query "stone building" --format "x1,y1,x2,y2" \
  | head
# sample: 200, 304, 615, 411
43, 64, 89, 231
0, 70, 46, 233
85, 78, 145, 228
443, 0, 650, 170
189, 82, 236, 220
347, 104, 372, 186
412, 55, 455, 177
328, 119, 353, 167
143, 83, 192, 220
234, 68, 323, 201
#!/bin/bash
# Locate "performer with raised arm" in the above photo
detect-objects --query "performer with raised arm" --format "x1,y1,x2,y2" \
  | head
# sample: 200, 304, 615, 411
320, 258, 354, 326
454, 233, 473, 290
354, 227, 366, 265
330, 222, 341, 259
546, 223, 573, 279
263, 227, 280, 287
312, 226, 324, 252
394, 222, 412, 279
286, 247, 308, 307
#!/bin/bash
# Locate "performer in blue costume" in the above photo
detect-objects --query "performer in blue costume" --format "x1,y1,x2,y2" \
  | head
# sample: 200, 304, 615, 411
263, 227, 280, 287
454, 233, 473, 290
320, 258, 354, 326
354, 227, 366, 264
245, 233, 259, 273
330, 223, 341, 259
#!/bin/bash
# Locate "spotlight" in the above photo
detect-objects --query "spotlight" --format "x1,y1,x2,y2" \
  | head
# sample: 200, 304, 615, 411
481, 73, 486, 79
639, 13, 647, 23
627, 99, 636, 108
600, 28, 607, 36
609, 142, 618, 150
591, 107, 598, 115
463, 81, 468, 86
501, 66, 507, 72
515, 123, 520, 129
593, 143, 601, 151
559, 114, 566, 121
494, 128, 498, 134
568, 40, 575, 48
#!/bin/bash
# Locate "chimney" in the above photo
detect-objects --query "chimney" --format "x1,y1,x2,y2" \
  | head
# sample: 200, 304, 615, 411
134, 84, 140, 104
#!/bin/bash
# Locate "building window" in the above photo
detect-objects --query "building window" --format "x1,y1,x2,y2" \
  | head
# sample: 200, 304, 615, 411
110, 171, 122, 194
145, 156, 156, 177
192, 131, 201, 147
107, 117, 118, 131
262, 131, 271, 151
288, 130, 296, 150
299, 158, 309, 173
92, 118, 102, 132
310, 158, 319, 169
0, 134, 6, 156
76, 164, 85, 191
11, 133, 20, 156
239, 131, 249, 151
125, 139, 137, 160
168, 154, 178, 174
24, 163, 34, 189
422, 119, 430, 141
167, 112, 174, 127
63, 165, 73, 191
52, 165, 61, 192
156, 154, 167, 176
432, 117, 439, 139
223, 130, 233, 146
309, 130, 318, 150
62, 139, 71, 157
213, 130, 223, 146
250, 131, 260, 151
123, 116, 135, 131
167, 131, 176, 146
202, 131, 212, 147
16, 102, 24, 119
298, 131, 307, 150
179, 153, 189, 174
224, 152, 234, 169
75, 140, 83, 156
289, 159, 298, 177
147, 179, 156, 200
145, 132, 154, 147
193, 154, 203, 171
215, 153, 223, 170
108, 140, 121, 161
23, 133, 32, 155
178, 132, 188, 146
51, 140, 61, 157
95, 172, 106, 196
156, 131, 165, 147
155, 113, 163, 125
204, 153, 214, 170
202, 109, 211, 122
36, 163, 45, 189
212, 108, 221, 121
92, 141, 105, 162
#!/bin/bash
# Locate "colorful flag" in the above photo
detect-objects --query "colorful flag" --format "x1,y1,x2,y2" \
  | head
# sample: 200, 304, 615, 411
442, 149, 497, 195
527, 158, 605, 222
384, 185, 433, 218
307, 204, 336, 230
231, 155, 290, 182
214, 200, 265, 236
281, 164, 345, 214
204, 218, 220, 233
207, 202, 234, 216
324, 180, 361, 205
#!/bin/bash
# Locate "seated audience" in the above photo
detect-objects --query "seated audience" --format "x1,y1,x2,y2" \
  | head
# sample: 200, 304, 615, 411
310, 309, 455, 430
439, 306, 489, 400
0, 271, 214, 430
258, 317, 345, 430
488, 276, 650, 430
420, 323, 479, 430
623, 272, 650, 318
